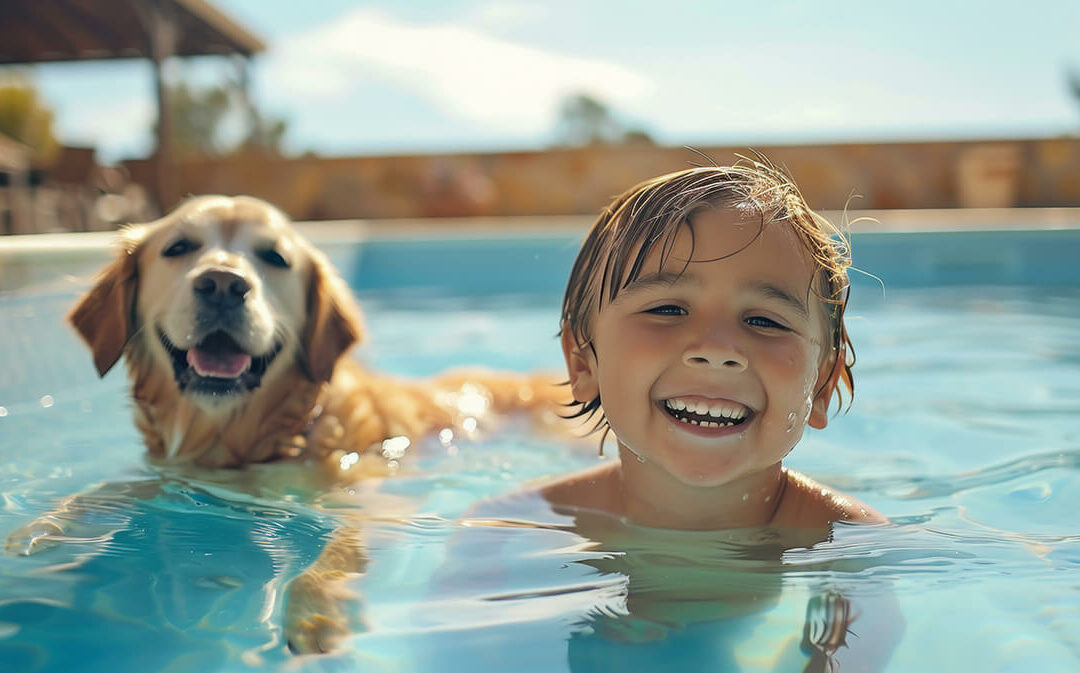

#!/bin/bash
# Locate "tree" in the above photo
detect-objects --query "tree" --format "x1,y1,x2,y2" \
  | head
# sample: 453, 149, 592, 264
0, 73, 60, 164
1067, 67, 1080, 125
163, 79, 287, 159
553, 93, 653, 147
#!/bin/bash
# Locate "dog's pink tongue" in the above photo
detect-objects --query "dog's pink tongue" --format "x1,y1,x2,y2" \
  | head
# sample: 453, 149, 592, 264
187, 348, 251, 378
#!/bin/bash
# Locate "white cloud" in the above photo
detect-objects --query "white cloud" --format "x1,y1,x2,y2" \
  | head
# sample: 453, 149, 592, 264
268, 8, 649, 133
469, 1, 549, 29
53, 97, 154, 163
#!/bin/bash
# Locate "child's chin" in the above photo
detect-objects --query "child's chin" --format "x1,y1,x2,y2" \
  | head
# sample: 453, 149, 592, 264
661, 457, 746, 489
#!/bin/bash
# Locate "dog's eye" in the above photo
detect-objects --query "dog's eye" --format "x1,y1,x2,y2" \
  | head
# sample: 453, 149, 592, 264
257, 248, 290, 269
163, 238, 199, 258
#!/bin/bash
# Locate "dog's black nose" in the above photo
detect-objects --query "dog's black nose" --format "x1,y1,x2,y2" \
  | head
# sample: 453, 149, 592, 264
193, 268, 251, 309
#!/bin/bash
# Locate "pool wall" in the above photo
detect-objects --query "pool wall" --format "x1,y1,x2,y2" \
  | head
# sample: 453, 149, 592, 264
1, 208, 1078, 295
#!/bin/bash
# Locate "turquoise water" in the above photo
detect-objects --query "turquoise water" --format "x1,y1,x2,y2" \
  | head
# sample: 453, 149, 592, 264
1, 232, 1079, 672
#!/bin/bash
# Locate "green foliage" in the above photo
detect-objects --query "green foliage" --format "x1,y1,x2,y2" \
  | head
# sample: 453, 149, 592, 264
0, 73, 60, 164
1068, 67, 1080, 115
553, 93, 653, 147
164, 80, 287, 159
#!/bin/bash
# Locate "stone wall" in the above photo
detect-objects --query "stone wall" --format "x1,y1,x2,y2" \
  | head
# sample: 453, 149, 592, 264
124, 137, 1080, 221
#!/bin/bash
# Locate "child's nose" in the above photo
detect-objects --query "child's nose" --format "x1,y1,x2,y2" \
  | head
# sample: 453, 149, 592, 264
682, 330, 748, 371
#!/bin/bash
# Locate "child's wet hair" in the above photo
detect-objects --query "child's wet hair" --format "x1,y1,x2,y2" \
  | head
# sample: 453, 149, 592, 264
560, 157, 855, 432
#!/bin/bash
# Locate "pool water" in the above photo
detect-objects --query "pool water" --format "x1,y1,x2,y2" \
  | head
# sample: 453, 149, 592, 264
1, 232, 1079, 672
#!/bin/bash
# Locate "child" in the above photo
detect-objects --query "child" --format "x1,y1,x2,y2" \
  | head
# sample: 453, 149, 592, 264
541, 159, 886, 531
439, 162, 901, 670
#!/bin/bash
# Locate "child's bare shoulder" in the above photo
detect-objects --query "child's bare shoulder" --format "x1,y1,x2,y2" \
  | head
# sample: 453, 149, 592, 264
536, 461, 622, 513
773, 469, 888, 527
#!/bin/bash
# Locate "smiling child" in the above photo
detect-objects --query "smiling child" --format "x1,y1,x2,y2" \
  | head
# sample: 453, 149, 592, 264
541, 160, 886, 531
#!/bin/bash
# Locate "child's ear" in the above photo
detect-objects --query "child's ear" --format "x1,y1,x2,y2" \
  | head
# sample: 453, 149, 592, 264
560, 328, 599, 403
808, 348, 845, 430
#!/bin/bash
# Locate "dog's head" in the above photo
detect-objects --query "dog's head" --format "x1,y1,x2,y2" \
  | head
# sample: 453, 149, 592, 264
70, 195, 363, 410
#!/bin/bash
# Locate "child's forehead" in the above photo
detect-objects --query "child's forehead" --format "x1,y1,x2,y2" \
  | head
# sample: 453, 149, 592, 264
623, 209, 810, 277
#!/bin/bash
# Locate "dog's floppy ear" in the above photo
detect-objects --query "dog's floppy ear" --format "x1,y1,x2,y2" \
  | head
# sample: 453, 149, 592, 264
299, 249, 364, 383
68, 226, 146, 377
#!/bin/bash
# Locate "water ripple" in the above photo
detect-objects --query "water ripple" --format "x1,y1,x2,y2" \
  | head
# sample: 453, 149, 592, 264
822, 449, 1080, 499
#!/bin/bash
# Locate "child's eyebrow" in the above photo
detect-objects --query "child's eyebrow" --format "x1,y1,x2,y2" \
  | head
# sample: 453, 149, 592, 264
752, 283, 810, 320
617, 271, 698, 296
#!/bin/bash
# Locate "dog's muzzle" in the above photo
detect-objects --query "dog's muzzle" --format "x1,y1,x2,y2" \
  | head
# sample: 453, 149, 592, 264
159, 328, 282, 398
193, 267, 251, 311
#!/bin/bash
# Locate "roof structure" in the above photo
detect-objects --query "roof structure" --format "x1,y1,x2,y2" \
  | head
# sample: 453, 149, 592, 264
0, 0, 264, 64
0, 0, 266, 211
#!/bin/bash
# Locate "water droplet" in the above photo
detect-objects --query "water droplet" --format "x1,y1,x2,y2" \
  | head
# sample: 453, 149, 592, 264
381, 435, 411, 460
40, 395, 54, 408
339, 451, 360, 471
741, 493, 749, 501
0, 406, 8, 418
456, 387, 490, 417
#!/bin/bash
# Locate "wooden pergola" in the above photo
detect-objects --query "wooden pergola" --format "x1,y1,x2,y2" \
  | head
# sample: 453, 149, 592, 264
0, 0, 265, 209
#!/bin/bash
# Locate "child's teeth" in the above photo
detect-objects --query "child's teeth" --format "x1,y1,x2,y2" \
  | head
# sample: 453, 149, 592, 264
666, 398, 750, 422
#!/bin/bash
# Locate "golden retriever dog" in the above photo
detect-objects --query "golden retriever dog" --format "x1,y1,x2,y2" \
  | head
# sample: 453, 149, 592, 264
5, 195, 568, 654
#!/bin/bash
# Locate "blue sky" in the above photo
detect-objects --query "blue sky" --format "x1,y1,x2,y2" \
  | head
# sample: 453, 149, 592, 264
19, 0, 1080, 163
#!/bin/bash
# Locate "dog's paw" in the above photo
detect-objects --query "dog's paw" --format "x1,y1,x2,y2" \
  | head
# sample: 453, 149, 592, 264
4, 517, 65, 556
283, 570, 368, 654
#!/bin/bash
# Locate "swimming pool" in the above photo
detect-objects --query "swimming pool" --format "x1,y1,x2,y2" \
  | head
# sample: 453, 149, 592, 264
1, 221, 1078, 672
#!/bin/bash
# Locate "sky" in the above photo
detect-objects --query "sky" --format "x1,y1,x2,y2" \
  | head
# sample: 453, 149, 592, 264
17, 0, 1080, 163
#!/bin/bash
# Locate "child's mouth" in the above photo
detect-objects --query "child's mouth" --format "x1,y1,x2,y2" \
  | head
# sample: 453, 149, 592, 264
662, 397, 751, 428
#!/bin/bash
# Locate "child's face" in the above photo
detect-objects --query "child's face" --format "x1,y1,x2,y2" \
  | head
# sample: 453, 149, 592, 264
563, 208, 840, 489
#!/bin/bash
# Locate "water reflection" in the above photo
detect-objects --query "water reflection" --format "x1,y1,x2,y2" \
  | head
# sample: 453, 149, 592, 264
438, 498, 909, 672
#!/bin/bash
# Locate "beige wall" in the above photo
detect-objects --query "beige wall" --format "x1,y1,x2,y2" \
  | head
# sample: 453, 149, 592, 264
124, 137, 1080, 221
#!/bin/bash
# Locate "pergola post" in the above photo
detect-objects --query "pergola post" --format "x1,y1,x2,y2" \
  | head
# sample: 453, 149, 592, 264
132, 0, 181, 211
233, 54, 257, 151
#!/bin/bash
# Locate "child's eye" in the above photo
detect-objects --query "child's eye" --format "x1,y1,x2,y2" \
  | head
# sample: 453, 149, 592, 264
746, 315, 787, 330
644, 304, 686, 316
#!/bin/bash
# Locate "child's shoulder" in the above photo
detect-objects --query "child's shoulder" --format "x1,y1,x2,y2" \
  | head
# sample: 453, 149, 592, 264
537, 460, 622, 512
773, 469, 887, 527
